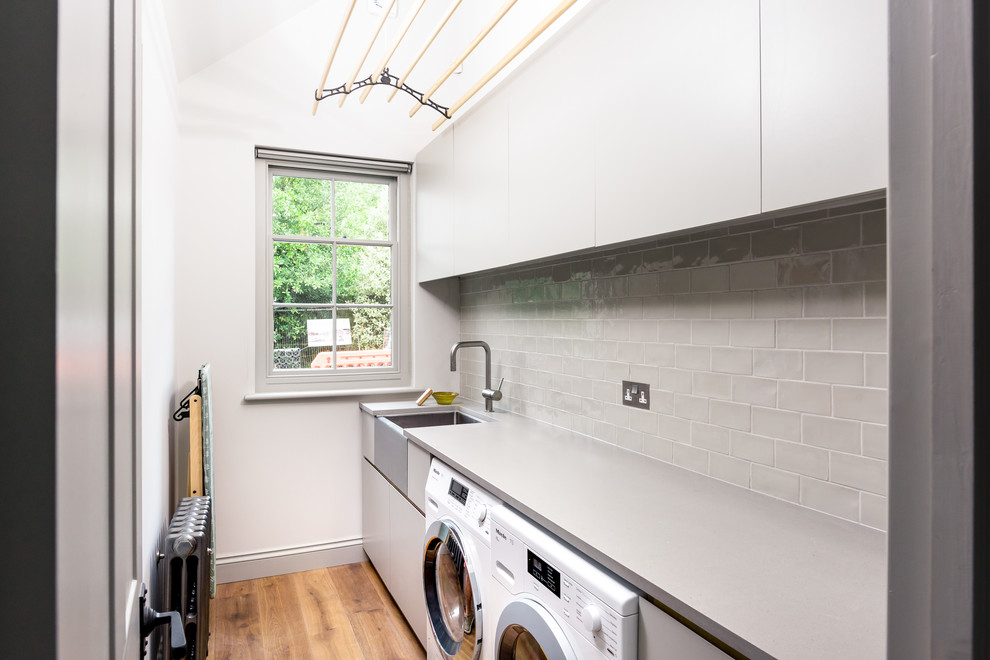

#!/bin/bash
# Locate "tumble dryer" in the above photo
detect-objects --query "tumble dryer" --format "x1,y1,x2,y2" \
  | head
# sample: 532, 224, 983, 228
423, 458, 502, 660
488, 505, 639, 660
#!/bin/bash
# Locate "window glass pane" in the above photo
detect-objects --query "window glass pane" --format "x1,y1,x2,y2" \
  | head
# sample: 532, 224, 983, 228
335, 180, 389, 240
336, 308, 392, 369
273, 175, 334, 238
273, 242, 333, 304
336, 245, 391, 304
273, 308, 338, 370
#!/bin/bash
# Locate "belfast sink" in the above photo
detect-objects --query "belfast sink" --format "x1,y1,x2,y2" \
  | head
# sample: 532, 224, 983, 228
383, 410, 484, 429
373, 410, 487, 492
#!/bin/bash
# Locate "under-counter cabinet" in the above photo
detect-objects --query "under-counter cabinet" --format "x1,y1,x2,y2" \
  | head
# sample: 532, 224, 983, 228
361, 460, 392, 586
361, 428, 430, 648
760, 0, 887, 210
361, 459, 428, 646
638, 597, 730, 660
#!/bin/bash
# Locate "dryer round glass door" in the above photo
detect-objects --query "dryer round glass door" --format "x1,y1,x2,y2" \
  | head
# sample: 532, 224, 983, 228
424, 520, 482, 660
495, 597, 577, 660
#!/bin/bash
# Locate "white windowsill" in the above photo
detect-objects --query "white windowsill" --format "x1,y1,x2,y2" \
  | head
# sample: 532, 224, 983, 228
243, 386, 424, 402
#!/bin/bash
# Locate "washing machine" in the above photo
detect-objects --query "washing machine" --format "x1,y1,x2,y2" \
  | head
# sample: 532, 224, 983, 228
488, 505, 639, 660
423, 458, 502, 660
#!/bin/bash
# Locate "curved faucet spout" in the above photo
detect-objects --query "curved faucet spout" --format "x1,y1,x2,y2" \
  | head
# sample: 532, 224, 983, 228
450, 340, 500, 412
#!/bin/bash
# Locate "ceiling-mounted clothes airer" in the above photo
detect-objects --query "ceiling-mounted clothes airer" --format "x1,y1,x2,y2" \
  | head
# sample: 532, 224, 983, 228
312, 0, 578, 130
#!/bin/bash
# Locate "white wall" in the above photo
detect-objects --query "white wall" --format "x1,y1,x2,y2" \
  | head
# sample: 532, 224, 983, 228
173, 1, 459, 578
141, 0, 179, 594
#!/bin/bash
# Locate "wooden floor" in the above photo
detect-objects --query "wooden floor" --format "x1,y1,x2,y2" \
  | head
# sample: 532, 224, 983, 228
208, 562, 426, 660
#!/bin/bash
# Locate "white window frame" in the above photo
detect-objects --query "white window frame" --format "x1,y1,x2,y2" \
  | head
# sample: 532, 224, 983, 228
253, 147, 413, 395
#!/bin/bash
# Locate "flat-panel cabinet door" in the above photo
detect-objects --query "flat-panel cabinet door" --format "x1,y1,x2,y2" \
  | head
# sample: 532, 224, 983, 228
362, 460, 391, 585
415, 129, 456, 282
406, 440, 431, 513
507, 27, 595, 263
638, 597, 729, 660
594, 0, 761, 247
761, 0, 887, 211
452, 91, 510, 275
389, 489, 428, 647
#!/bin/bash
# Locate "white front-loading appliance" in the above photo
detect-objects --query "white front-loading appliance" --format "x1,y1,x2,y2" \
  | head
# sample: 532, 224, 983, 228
423, 458, 502, 660
488, 505, 639, 660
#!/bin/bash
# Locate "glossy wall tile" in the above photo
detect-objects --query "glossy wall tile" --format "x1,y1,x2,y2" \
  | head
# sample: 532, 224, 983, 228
457, 197, 888, 530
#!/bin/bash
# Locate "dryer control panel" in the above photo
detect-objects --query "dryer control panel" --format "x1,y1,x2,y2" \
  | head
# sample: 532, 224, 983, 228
426, 458, 500, 542
491, 506, 638, 660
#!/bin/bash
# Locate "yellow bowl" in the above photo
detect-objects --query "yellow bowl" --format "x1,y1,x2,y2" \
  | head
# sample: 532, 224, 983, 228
431, 391, 459, 405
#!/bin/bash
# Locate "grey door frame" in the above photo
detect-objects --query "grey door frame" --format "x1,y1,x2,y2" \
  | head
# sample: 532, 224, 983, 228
53, 0, 143, 657
888, 0, 978, 657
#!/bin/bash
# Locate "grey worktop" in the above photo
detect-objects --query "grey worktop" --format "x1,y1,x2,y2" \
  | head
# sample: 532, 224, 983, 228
359, 401, 887, 660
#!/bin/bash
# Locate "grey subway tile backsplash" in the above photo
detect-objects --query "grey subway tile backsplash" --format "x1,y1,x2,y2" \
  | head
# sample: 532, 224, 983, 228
862, 423, 889, 460
751, 465, 801, 502
709, 234, 752, 263
752, 407, 801, 442
751, 227, 801, 258
458, 198, 888, 528
729, 260, 777, 291
804, 284, 865, 318
710, 453, 751, 488
860, 493, 888, 531
691, 266, 730, 292
830, 452, 888, 496
777, 254, 831, 287
801, 215, 863, 252
832, 246, 887, 283
861, 210, 886, 245
709, 400, 752, 432
774, 440, 829, 480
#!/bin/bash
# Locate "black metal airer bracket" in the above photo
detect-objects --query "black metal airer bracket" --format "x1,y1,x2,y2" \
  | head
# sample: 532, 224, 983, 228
172, 383, 202, 422
316, 68, 451, 119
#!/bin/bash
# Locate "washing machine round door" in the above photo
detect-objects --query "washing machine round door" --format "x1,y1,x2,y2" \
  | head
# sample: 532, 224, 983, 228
494, 597, 577, 660
424, 519, 483, 660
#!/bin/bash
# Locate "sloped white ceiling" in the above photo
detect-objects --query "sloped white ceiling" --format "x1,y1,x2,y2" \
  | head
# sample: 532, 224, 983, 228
163, 0, 324, 80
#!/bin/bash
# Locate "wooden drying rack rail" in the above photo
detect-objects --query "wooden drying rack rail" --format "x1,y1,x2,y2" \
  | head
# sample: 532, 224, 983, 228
312, 0, 578, 130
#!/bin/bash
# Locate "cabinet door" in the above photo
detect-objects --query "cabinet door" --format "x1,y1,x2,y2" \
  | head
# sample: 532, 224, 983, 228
761, 0, 887, 211
415, 129, 455, 282
361, 410, 375, 462
407, 440, 431, 513
507, 28, 596, 263
362, 460, 391, 585
638, 597, 729, 660
595, 0, 761, 247
389, 488, 428, 647
452, 91, 510, 275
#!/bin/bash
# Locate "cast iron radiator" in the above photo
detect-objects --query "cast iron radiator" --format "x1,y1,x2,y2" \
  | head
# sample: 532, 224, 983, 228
164, 496, 212, 660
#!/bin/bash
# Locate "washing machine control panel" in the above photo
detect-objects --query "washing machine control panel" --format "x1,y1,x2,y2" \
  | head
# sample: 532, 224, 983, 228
426, 459, 499, 542
492, 509, 638, 660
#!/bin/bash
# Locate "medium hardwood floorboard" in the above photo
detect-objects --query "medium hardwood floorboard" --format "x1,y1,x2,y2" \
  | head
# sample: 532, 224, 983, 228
211, 576, 264, 660
288, 568, 363, 658
209, 562, 425, 660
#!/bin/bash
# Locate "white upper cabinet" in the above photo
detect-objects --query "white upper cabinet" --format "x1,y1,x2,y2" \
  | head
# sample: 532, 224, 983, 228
412, 0, 887, 279
506, 23, 596, 264
452, 91, 510, 275
415, 129, 455, 281
594, 0, 762, 247
761, 0, 888, 212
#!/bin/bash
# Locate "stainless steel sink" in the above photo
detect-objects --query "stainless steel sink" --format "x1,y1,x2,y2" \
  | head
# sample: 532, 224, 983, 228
373, 410, 486, 493
384, 411, 484, 429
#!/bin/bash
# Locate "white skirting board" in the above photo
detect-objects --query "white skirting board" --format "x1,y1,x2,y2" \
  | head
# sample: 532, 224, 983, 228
216, 538, 367, 583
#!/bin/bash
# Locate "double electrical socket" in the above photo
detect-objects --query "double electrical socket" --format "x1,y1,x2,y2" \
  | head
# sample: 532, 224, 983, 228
622, 380, 650, 410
